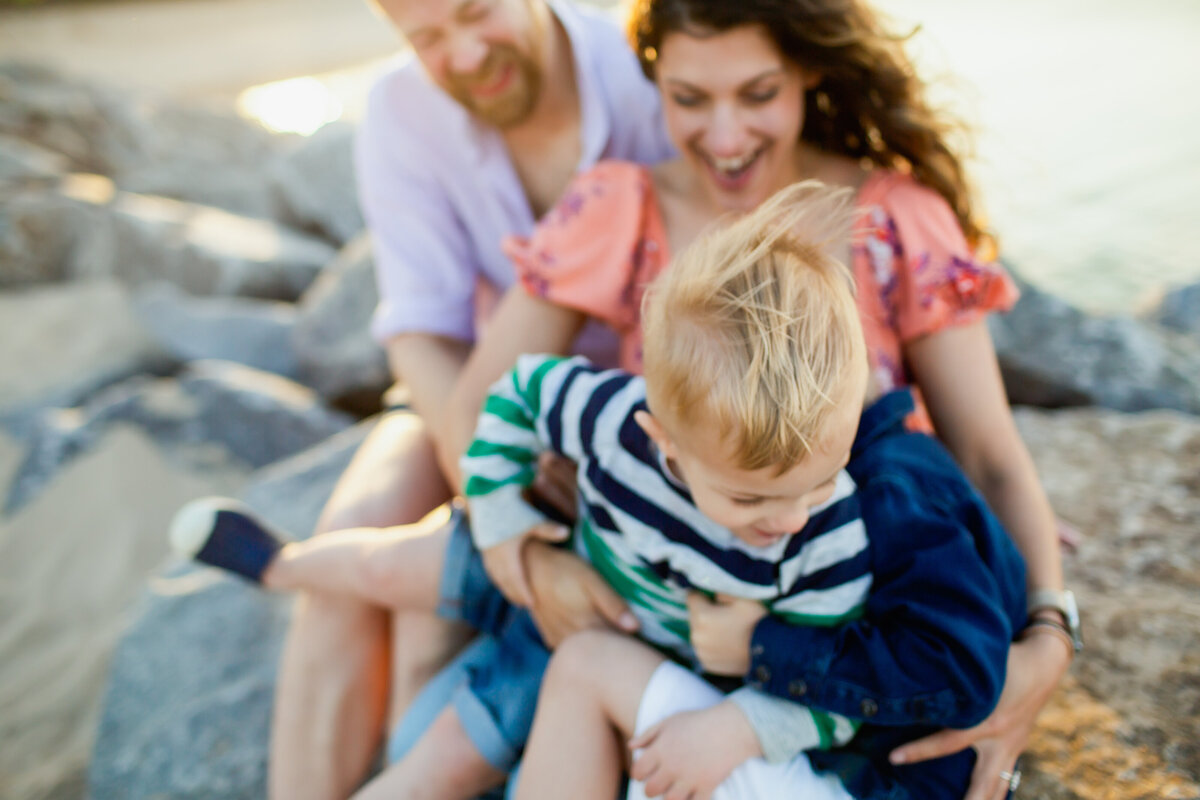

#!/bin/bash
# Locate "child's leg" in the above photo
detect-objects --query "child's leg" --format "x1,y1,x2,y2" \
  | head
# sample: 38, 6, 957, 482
514, 630, 668, 800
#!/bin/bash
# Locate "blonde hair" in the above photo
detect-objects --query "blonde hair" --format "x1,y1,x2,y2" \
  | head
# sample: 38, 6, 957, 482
641, 181, 867, 471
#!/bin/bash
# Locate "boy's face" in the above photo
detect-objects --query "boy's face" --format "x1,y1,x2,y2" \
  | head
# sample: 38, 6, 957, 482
637, 379, 864, 549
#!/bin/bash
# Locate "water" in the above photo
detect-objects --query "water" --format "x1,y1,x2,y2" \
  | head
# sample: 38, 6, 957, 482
885, 0, 1200, 313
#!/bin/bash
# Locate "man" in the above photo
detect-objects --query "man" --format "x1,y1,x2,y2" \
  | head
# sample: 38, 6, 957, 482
269, 1, 672, 797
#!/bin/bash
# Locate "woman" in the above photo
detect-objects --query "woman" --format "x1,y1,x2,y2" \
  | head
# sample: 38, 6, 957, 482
441, 1, 1072, 797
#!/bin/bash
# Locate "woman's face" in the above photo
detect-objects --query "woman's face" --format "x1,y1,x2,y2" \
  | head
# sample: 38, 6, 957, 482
656, 25, 813, 213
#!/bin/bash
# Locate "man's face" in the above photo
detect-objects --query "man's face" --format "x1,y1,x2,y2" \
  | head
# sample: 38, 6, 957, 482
376, 0, 546, 128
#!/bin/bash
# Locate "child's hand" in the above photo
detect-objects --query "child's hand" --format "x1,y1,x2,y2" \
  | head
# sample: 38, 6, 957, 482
480, 522, 569, 608
629, 701, 762, 800
688, 592, 768, 676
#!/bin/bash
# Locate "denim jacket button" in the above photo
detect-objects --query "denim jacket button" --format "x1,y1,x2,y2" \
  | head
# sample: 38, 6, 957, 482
788, 680, 807, 698
754, 665, 771, 683
751, 644, 764, 657
860, 698, 879, 717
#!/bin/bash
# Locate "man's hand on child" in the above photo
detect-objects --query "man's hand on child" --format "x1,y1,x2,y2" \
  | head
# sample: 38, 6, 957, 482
629, 701, 761, 800
530, 451, 579, 521
523, 540, 639, 646
688, 592, 768, 676
480, 522, 569, 608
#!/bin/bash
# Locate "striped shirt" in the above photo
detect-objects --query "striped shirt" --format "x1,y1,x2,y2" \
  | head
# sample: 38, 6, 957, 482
463, 354, 869, 758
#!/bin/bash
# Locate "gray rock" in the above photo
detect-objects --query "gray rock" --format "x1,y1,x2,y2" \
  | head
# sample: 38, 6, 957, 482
87, 420, 376, 800
268, 121, 363, 245
134, 283, 299, 378
292, 233, 389, 411
1, 175, 337, 298
6, 362, 354, 514
1152, 281, 1200, 337
0, 132, 70, 183
990, 278, 1200, 414
0, 61, 287, 220
0, 280, 174, 416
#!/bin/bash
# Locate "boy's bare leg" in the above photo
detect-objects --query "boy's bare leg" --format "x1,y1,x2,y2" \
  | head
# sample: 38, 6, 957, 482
269, 413, 473, 800
515, 631, 666, 800
352, 705, 507, 800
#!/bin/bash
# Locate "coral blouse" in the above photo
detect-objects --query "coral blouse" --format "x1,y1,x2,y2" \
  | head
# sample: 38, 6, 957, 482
503, 161, 1018, 432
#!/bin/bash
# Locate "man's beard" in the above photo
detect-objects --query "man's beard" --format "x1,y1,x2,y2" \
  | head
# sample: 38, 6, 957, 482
447, 43, 542, 129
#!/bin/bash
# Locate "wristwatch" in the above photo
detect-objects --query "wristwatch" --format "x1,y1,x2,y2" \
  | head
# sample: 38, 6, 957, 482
1028, 588, 1083, 653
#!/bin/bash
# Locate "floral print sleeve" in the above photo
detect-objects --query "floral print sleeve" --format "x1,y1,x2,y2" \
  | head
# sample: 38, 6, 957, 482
501, 161, 664, 339
859, 172, 1018, 345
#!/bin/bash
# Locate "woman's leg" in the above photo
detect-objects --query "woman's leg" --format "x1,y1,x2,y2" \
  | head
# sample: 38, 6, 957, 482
515, 631, 667, 800
269, 412, 473, 800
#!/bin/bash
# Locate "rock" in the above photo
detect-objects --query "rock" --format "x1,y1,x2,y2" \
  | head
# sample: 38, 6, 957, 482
88, 419, 376, 800
1015, 406, 1200, 795
63, 175, 335, 300
134, 283, 299, 378
0, 426, 247, 800
990, 279, 1200, 414
1153, 281, 1200, 337
6, 361, 355, 514
0, 61, 287, 220
0, 131, 70, 182
291, 233, 389, 412
0, 180, 83, 285
268, 121, 363, 245
0, 280, 173, 416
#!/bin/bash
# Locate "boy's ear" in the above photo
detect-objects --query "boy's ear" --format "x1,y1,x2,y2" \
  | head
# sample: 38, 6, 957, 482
634, 410, 677, 458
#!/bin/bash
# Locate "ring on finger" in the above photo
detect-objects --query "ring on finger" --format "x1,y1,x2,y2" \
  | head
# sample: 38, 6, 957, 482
998, 769, 1022, 793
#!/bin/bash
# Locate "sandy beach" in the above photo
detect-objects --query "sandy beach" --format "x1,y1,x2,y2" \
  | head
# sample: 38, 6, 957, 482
1, 1, 1199, 798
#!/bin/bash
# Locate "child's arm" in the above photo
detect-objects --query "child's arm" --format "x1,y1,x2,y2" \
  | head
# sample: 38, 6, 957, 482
743, 477, 1023, 731
460, 354, 620, 604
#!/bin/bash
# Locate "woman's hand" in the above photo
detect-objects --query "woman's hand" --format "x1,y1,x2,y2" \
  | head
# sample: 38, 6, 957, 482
523, 540, 639, 647
630, 701, 761, 800
688, 593, 768, 677
889, 632, 1072, 800
528, 452, 579, 522
479, 522, 570, 608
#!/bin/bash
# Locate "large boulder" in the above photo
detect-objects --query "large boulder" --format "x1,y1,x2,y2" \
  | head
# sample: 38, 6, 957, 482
0, 279, 173, 417
88, 420, 376, 800
134, 283, 299, 378
291, 232, 389, 413
1, 174, 336, 297
1013, 407, 1200, 798
0, 426, 247, 800
1152, 280, 1200, 338
991, 279, 1200, 414
268, 121, 363, 246
6, 361, 355, 514
0, 61, 287, 220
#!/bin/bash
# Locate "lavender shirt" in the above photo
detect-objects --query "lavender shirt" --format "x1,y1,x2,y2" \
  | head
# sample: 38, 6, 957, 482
357, 0, 673, 346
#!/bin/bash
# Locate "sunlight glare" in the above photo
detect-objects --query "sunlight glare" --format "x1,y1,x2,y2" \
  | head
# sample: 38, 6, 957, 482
238, 76, 343, 136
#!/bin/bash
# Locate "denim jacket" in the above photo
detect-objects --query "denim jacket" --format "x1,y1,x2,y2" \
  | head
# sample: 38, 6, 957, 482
745, 389, 1028, 800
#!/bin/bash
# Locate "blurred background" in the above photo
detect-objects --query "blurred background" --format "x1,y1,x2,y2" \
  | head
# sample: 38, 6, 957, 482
1, 1, 1198, 799
3, 0, 1197, 310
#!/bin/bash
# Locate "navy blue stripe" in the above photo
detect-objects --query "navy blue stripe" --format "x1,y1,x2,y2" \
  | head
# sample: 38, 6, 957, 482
782, 494, 863, 560
777, 548, 873, 600
544, 362, 591, 453
577, 372, 631, 455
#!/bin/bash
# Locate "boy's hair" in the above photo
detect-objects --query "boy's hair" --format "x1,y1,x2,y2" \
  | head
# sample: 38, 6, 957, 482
641, 181, 866, 472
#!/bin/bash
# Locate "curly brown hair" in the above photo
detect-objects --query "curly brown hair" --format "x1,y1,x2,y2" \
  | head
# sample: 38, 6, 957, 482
627, 0, 986, 247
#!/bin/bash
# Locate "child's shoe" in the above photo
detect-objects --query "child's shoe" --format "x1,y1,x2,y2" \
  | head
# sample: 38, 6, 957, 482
169, 497, 286, 584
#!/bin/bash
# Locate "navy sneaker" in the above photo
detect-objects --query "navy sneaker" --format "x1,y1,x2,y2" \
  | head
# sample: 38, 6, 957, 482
170, 497, 286, 583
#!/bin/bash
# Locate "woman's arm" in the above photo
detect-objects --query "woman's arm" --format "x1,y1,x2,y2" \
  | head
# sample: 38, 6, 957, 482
896, 320, 1072, 799
438, 287, 586, 487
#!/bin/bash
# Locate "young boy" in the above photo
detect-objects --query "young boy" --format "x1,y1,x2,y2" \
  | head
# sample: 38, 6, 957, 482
174, 182, 1025, 800
460, 182, 1027, 800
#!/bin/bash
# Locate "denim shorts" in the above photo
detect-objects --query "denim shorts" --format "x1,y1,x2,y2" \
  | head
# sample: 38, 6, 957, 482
387, 507, 549, 774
